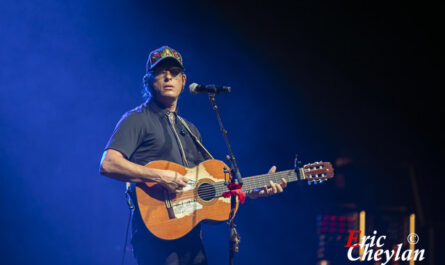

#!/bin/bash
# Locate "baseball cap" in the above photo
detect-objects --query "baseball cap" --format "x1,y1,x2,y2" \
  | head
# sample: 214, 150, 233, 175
146, 46, 184, 73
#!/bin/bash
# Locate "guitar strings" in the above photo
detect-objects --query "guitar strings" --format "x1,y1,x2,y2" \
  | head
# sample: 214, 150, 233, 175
170, 167, 328, 201
185, 170, 297, 198
158, 166, 327, 200
194, 171, 295, 195
172, 170, 300, 201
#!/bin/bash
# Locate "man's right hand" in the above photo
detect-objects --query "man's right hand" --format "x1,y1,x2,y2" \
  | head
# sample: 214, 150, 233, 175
158, 170, 188, 193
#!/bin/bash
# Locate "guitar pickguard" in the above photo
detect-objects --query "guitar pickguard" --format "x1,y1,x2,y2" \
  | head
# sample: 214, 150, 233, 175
171, 198, 203, 218
181, 179, 197, 192
167, 180, 201, 219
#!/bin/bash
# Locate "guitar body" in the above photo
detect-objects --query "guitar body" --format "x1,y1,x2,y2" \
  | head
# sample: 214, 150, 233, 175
135, 159, 236, 240
135, 158, 334, 240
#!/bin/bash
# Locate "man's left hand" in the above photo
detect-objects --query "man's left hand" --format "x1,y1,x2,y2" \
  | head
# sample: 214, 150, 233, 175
248, 165, 287, 199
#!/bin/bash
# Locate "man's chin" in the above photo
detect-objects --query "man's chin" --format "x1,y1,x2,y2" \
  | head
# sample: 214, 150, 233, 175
163, 92, 180, 98
156, 93, 180, 101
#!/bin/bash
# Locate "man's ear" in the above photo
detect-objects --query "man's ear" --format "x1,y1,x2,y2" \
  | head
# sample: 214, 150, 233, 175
182, 73, 187, 92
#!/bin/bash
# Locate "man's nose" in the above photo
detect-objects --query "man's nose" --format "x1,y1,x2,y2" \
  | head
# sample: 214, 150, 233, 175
163, 71, 173, 80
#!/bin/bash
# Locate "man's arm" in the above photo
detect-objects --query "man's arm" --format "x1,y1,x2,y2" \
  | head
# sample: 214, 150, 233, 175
99, 149, 188, 192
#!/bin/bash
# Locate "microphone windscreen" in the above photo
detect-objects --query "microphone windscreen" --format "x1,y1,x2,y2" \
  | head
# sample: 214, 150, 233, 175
189, 83, 199, 94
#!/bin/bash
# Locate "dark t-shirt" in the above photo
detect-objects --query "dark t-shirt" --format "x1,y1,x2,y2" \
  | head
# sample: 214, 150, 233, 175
105, 99, 207, 167
104, 99, 210, 265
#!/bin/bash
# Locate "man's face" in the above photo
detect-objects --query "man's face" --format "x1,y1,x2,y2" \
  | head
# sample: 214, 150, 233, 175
151, 60, 186, 101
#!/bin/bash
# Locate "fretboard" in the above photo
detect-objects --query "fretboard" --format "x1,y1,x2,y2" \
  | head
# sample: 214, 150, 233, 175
241, 169, 303, 193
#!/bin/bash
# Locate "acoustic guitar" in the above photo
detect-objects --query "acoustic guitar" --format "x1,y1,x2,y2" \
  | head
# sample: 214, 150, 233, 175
135, 159, 334, 240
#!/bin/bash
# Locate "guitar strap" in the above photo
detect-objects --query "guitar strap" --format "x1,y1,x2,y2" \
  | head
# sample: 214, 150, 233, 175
177, 116, 214, 160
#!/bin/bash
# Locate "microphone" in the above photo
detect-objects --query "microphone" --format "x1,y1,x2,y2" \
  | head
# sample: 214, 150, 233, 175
189, 83, 231, 94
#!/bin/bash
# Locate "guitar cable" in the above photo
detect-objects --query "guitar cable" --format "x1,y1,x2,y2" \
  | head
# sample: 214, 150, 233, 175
121, 185, 135, 265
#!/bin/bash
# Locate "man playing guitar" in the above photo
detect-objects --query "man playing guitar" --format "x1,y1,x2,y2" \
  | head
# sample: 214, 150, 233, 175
100, 46, 287, 265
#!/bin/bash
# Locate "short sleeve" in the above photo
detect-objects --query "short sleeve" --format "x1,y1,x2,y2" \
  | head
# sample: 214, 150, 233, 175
105, 112, 146, 159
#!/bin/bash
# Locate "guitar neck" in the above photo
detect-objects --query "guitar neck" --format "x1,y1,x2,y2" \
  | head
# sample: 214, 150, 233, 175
241, 168, 304, 192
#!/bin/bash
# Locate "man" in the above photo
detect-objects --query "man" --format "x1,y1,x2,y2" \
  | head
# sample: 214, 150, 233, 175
100, 46, 287, 265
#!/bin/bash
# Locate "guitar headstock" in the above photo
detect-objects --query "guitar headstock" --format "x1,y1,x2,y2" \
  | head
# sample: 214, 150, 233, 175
298, 161, 334, 185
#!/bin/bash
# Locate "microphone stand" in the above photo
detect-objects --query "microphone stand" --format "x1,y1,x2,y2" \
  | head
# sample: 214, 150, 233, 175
208, 93, 243, 265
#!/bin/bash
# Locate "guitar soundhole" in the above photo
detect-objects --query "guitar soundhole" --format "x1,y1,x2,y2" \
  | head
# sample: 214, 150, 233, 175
197, 183, 215, 201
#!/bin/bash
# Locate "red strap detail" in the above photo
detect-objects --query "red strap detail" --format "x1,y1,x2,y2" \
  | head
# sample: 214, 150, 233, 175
222, 183, 246, 204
